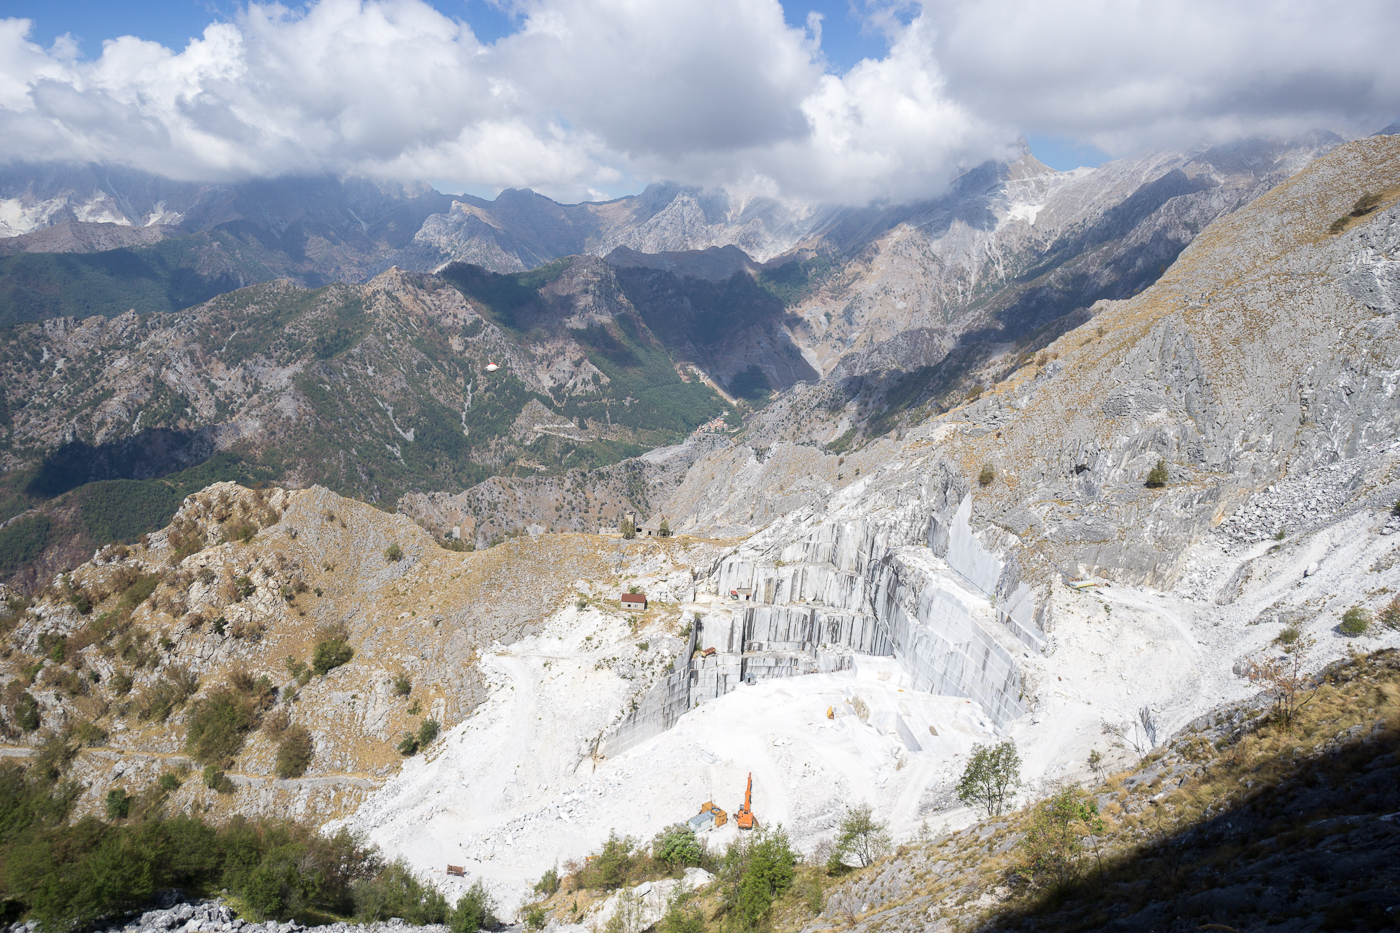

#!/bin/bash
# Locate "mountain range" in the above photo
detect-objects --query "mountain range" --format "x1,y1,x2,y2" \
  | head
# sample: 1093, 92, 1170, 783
0, 133, 1370, 590
0, 133, 1397, 932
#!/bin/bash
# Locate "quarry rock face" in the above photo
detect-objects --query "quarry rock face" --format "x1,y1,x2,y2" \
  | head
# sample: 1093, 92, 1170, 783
591, 135, 1400, 752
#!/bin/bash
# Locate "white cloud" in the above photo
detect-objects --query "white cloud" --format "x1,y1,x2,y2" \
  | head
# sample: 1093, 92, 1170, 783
920, 0, 1400, 154
0, 0, 1396, 205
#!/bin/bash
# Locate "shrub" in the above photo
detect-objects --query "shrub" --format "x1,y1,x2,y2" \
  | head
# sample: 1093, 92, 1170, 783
978, 463, 995, 487
353, 858, 449, 925
1339, 606, 1373, 636
533, 867, 560, 897
603, 890, 644, 933
658, 890, 705, 933
14, 691, 40, 732
275, 725, 314, 779
828, 802, 890, 869
653, 824, 701, 870
262, 706, 290, 738
522, 903, 546, 931
31, 734, 78, 785
1380, 596, 1400, 631
105, 788, 131, 820
117, 574, 160, 614
312, 639, 354, 675
384, 544, 404, 563
1244, 633, 1320, 730
71, 720, 108, 746
315, 627, 355, 672
186, 688, 263, 767
579, 831, 637, 890
135, 666, 200, 722
202, 764, 226, 791
417, 719, 440, 748
1145, 459, 1169, 488
397, 733, 420, 757
448, 879, 497, 933
956, 739, 1022, 818
225, 518, 258, 544
1276, 622, 1302, 647
393, 673, 412, 696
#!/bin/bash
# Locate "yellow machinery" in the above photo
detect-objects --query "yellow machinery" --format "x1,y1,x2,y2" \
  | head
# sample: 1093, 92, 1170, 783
688, 800, 728, 831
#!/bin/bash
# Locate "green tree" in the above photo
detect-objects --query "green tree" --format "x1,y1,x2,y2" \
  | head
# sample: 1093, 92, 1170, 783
956, 739, 1021, 818
385, 544, 404, 562
621, 516, 636, 539
603, 890, 645, 933
532, 866, 560, 897
828, 803, 890, 869
587, 831, 637, 890
1145, 459, 1169, 488
653, 823, 701, 870
449, 879, 497, 932
418, 719, 440, 747
658, 519, 670, 538
186, 688, 263, 767
1016, 785, 1104, 892
722, 825, 798, 931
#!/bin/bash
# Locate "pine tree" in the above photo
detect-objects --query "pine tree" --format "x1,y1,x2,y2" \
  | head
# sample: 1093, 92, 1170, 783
1145, 459, 1169, 488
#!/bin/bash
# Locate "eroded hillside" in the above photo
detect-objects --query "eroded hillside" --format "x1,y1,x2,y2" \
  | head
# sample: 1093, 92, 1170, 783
0, 481, 724, 828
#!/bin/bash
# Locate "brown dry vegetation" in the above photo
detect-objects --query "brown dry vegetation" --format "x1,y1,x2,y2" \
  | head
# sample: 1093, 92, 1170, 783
0, 480, 661, 826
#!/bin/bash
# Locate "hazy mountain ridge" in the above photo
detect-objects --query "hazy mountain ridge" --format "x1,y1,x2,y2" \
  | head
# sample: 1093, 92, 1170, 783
0, 258, 745, 588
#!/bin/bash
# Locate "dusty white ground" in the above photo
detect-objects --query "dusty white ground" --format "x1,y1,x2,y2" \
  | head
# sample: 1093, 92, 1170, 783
340, 500, 1400, 918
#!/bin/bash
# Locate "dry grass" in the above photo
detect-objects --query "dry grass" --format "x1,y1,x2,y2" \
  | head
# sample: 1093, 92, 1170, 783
805, 649, 1400, 933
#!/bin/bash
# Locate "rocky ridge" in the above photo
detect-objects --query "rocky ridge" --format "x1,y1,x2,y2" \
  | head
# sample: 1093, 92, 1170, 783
32, 899, 447, 933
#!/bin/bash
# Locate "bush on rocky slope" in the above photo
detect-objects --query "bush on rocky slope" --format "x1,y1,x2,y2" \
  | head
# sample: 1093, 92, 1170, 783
0, 754, 379, 930
799, 649, 1400, 933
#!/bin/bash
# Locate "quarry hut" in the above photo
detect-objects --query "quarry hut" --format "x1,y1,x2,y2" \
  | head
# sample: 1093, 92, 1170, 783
621, 592, 647, 611
640, 516, 664, 537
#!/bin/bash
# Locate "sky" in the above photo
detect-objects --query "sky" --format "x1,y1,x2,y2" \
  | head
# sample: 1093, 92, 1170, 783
0, 0, 1395, 205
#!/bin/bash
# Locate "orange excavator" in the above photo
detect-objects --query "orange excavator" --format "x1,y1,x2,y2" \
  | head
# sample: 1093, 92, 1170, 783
735, 772, 757, 829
